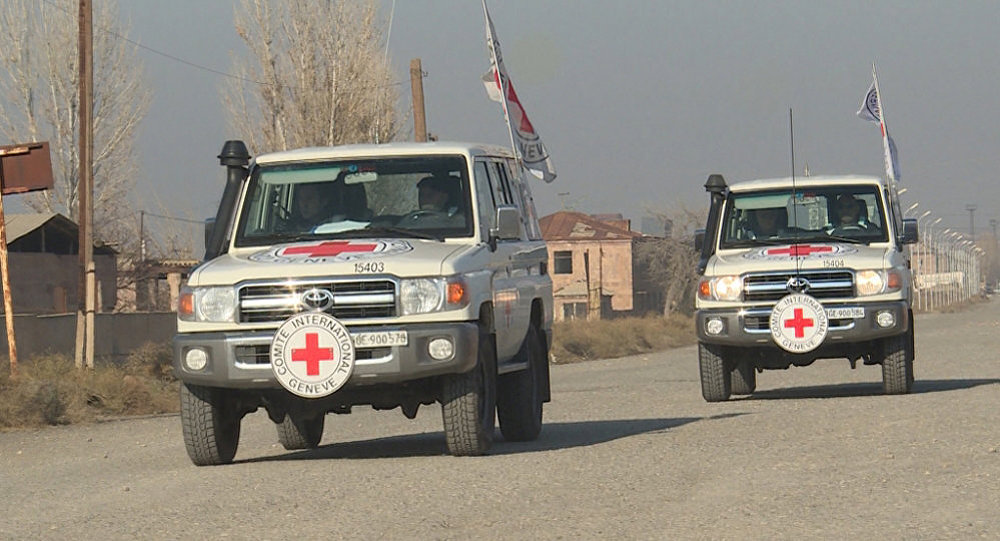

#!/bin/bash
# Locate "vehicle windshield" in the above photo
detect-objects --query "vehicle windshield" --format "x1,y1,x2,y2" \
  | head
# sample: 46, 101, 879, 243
719, 185, 889, 249
235, 155, 473, 247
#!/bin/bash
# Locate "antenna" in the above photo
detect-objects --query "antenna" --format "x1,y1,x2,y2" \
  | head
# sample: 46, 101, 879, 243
789, 108, 802, 277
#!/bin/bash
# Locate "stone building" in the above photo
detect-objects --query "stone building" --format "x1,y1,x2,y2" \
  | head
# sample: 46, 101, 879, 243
540, 211, 642, 321
3, 213, 116, 314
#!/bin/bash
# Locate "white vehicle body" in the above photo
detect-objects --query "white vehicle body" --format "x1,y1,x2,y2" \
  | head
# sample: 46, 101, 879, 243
174, 141, 553, 464
694, 174, 917, 401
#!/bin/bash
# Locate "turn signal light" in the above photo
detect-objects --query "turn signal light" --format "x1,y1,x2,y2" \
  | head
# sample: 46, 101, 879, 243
698, 279, 711, 299
178, 292, 194, 317
887, 270, 902, 290
447, 280, 467, 305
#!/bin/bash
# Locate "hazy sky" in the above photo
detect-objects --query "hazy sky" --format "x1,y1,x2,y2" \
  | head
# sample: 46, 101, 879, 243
62, 0, 1000, 250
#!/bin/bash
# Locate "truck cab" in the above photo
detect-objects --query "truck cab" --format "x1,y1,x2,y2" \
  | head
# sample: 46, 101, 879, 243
695, 174, 918, 401
174, 141, 553, 465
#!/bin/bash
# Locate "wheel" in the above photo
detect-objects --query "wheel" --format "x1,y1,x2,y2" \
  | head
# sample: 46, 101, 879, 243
180, 383, 242, 466
731, 360, 757, 395
275, 413, 325, 450
441, 331, 497, 456
699, 342, 732, 402
497, 326, 544, 442
881, 329, 914, 395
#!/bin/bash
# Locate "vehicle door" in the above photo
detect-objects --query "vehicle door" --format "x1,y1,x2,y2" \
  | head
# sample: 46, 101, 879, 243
473, 157, 531, 361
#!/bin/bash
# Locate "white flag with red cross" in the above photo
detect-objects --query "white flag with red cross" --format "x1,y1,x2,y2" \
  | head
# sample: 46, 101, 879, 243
482, 0, 557, 183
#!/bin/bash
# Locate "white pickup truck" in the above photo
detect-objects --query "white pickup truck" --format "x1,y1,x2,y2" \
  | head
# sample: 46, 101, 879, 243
695, 174, 918, 401
174, 141, 553, 465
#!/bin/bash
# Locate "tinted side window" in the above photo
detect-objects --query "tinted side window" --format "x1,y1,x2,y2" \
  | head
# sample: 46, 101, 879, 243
474, 160, 497, 238
491, 161, 514, 204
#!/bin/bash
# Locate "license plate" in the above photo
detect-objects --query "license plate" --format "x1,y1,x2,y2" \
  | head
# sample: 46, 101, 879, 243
352, 331, 408, 348
825, 307, 864, 319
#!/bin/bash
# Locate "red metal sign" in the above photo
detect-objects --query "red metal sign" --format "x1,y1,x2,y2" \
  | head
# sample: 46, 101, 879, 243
0, 142, 54, 195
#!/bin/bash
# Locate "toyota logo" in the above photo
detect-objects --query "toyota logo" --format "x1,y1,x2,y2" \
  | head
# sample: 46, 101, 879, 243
299, 288, 335, 311
786, 276, 811, 293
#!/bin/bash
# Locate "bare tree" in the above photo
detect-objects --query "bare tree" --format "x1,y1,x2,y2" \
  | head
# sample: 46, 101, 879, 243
633, 206, 704, 316
224, 0, 401, 154
0, 0, 150, 245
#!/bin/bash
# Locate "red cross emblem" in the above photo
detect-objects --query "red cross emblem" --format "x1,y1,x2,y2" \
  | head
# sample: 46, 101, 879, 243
282, 241, 378, 258
783, 308, 814, 338
766, 244, 834, 257
291, 333, 336, 376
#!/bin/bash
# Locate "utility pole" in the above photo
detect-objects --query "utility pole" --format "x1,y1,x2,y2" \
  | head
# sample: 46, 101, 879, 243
409, 58, 427, 142
966, 203, 977, 240
75, 0, 95, 370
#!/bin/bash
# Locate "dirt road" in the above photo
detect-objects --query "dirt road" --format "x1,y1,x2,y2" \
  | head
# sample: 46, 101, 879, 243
2, 301, 999, 540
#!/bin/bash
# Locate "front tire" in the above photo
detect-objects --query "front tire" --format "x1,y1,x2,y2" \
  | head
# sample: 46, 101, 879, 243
180, 383, 242, 466
497, 326, 544, 442
276, 413, 325, 450
441, 331, 497, 456
699, 342, 732, 402
731, 360, 757, 395
881, 329, 914, 395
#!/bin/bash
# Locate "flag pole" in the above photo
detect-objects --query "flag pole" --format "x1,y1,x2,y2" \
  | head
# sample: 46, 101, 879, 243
872, 62, 895, 182
482, 0, 521, 166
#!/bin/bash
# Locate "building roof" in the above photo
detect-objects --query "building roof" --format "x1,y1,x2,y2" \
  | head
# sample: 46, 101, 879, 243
5, 212, 61, 243
540, 211, 642, 241
4, 212, 116, 255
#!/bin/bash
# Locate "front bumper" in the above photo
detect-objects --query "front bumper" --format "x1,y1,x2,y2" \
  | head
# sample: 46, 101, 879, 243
173, 321, 479, 389
696, 300, 909, 348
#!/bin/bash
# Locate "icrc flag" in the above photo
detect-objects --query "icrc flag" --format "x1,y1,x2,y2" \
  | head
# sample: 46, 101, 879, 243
857, 64, 900, 182
482, 1, 557, 182
857, 80, 880, 122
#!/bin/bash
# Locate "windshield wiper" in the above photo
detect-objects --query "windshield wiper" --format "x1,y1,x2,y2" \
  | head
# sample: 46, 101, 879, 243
360, 226, 443, 241
824, 234, 865, 244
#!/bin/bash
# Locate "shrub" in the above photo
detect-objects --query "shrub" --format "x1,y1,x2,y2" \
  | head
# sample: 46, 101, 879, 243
0, 349, 179, 430
550, 314, 694, 364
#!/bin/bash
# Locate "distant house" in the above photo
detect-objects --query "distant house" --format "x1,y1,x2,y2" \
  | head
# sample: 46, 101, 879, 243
133, 258, 200, 312
540, 211, 642, 321
3, 213, 116, 314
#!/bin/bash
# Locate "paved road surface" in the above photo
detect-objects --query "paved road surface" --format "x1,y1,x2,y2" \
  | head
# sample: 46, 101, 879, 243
2, 300, 1000, 540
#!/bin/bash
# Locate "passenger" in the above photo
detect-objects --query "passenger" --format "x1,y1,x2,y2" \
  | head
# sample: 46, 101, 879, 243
748, 208, 785, 238
282, 182, 340, 231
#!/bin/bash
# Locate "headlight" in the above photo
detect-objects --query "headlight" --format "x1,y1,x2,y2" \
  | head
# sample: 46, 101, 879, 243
714, 276, 743, 301
400, 276, 470, 315
178, 286, 236, 322
698, 275, 743, 301
856, 269, 903, 296
856, 270, 885, 296
400, 278, 445, 315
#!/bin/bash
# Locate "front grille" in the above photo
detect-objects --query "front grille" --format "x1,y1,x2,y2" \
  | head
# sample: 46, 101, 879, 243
743, 270, 854, 302
238, 280, 396, 323
235, 344, 390, 365
743, 313, 855, 333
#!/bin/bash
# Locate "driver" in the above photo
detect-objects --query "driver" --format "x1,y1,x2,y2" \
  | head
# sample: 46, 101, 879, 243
417, 175, 453, 213
832, 194, 867, 231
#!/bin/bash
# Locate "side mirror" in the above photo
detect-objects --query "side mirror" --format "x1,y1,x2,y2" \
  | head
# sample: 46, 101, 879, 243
900, 218, 918, 245
490, 205, 523, 243
694, 228, 706, 252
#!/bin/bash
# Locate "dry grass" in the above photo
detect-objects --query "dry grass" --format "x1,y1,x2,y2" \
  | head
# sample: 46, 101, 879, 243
0, 342, 178, 430
551, 314, 695, 364
0, 316, 696, 429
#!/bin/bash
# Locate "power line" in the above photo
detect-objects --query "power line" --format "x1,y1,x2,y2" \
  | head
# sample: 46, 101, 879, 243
140, 211, 205, 225
38, 0, 408, 92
